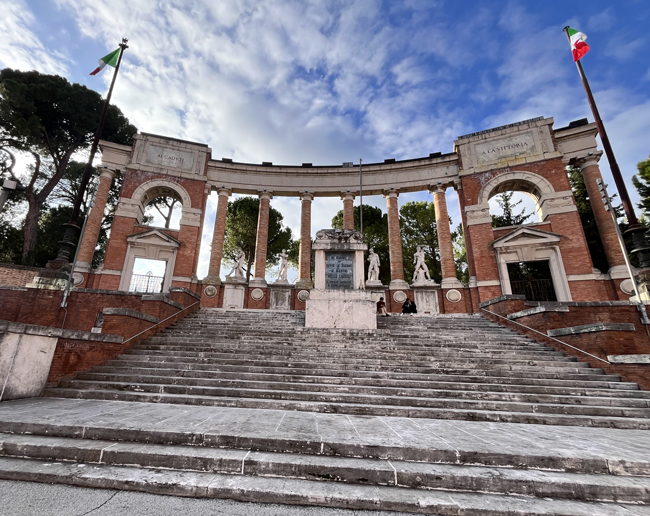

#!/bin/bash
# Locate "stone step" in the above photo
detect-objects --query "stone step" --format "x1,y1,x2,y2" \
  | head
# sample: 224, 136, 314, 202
73, 372, 650, 408
135, 342, 567, 358
100, 359, 618, 382
88, 365, 642, 393
146, 338, 546, 353
123, 349, 582, 368
53, 379, 650, 418
4, 399, 649, 475
43, 388, 650, 428
0, 433, 648, 504
112, 354, 595, 374
2, 457, 646, 515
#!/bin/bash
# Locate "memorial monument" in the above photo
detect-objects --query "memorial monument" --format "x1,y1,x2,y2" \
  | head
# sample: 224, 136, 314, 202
305, 229, 377, 329
223, 247, 247, 308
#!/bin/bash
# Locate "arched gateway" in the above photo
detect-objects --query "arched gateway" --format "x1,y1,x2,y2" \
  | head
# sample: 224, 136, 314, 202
75, 117, 630, 313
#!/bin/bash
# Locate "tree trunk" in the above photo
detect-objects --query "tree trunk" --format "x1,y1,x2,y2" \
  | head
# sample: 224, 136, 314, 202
21, 197, 42, 265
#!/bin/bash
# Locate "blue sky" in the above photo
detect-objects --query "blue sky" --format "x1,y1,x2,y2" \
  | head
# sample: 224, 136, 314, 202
2, 1, 650, 280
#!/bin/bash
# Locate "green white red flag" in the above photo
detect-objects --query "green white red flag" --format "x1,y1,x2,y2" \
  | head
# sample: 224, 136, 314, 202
567, 27, 589, 62
89, 48, 121, 76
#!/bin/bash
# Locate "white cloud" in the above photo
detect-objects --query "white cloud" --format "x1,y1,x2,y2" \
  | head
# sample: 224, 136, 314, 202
0, 0, 69, 74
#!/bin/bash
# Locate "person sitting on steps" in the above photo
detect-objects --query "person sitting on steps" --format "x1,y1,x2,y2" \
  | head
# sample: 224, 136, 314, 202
402, 298, 417, 315
376, 296, 389, 317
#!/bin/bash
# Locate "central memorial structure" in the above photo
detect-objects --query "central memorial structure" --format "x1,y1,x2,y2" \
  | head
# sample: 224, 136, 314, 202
306, 229, 377, 329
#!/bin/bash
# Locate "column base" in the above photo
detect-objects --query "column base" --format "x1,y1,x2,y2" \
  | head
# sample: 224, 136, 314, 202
295, 279, 314, 289
202, 274, 222, 286
441, 277, 465, 289
388, 279, 410, 290
249, 277, 268, 288
607, 265, 631, 280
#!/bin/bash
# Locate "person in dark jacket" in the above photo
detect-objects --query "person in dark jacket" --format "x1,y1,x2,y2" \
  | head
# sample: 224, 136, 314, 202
402, 298, 417, 314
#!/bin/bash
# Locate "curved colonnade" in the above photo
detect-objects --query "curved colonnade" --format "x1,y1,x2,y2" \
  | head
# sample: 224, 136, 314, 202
74, 116, 630, 312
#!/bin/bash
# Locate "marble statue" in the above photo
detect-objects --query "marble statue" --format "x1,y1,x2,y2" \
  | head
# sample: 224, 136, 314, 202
277, 249, 288, 282
412, 245, 432, 283
367, 247, 380, 282
226, 247, 246, 279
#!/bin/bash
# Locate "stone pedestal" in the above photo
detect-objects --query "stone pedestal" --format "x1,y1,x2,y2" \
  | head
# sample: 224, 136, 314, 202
270, 281, 292, 310
412, 283, 440, 316
305, 290, 377, 330
223, 277, 247, 309
365, 281, 387, 303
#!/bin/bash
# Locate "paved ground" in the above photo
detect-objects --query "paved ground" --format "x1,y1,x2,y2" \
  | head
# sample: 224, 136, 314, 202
0, 479, 411, 516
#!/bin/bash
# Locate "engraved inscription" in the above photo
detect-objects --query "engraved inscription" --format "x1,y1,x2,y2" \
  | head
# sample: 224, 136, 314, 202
145, 145, 194, 171
475, 132, 536, 164
325, 252, 354, 290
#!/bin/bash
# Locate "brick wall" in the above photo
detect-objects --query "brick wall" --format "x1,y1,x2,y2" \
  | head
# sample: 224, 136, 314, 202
480, 295, 650, 390
0, 286, 200, 385
0, 263, 42, 287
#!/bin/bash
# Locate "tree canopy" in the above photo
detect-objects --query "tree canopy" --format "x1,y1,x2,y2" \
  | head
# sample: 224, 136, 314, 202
0, 68, 137, 264
632, 154, 650, 216
491, 191, 533, 228
222, 196, 293, 279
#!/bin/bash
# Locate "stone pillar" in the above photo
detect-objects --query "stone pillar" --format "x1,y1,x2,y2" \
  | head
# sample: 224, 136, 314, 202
432, 185, 463, 288
341, 192, 355, 230
578, 154, 626, 272
75, 168, 116, 272
250, 191, 273, 287
296, 193, 314, 288
384, 189, 408, 289
205, 187, 231, 284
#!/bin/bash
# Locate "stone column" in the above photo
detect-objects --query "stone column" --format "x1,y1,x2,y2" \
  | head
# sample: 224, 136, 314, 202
250, 191, 273, 287
75, 168, 116, 272
296, 193, 314, 288
205, 187, 231, 284
578, 154, 626, 272
432, 185, 462, 288
341, 192, 355, 230
384, 190, 408, 289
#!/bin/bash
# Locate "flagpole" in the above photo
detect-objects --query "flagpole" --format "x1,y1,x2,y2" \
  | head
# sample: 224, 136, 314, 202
359, 158, 363, 235
563, 27, 650, 269
49, 37, 129, 271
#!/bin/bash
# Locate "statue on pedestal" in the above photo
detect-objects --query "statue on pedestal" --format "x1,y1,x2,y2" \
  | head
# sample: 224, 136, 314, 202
277, 249, 289, 282
367, 248, 380, 282
412, 245, 432, 284
226, 247, 246, 280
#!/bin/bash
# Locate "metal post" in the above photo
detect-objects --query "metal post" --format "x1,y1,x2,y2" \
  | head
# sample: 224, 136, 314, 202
597, 178, 650, 324
359, 158, 363, 235
61, 181, 99, 309
50, 38, 129, 271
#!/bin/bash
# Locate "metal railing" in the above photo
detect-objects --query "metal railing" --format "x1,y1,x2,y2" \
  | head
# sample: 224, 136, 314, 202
481, 307, 610, 364
122, 300, 200, 345
510, 279, 556, 302
129, 273, 164, 293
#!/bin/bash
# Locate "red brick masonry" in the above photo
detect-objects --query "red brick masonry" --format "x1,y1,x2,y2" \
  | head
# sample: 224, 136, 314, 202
480, 295, 650, 390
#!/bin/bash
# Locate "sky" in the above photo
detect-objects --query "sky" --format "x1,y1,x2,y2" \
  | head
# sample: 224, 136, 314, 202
2, 0, 650, 281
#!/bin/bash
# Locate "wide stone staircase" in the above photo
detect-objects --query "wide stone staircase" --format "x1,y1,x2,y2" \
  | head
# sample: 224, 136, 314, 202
1, 308, 649, 514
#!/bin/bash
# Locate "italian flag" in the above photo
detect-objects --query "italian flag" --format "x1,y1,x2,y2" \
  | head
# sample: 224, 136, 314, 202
89, 48, 121, 76
567, 27, 589, 62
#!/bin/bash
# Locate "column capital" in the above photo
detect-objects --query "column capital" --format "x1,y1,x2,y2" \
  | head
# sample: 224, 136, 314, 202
340, 191, 355, 201
300, 192, 314, 202
429, 184, 447, 195
575, 151, 603, 171
99, 168, 117, 181
216, 187, 232, 197
259, 191, 273, 201
383, 189, 399, 199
